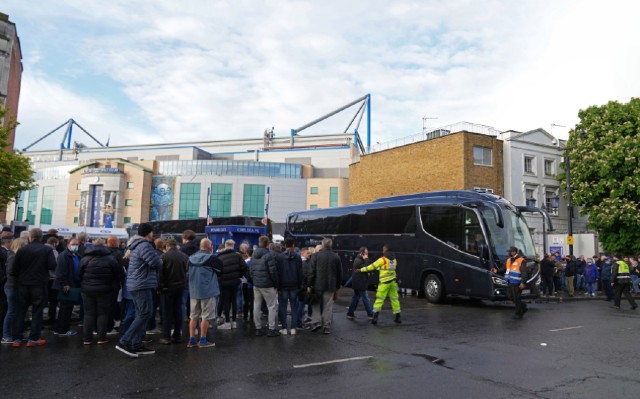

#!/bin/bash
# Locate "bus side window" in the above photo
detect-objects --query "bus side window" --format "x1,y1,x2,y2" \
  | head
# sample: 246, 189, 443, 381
420, 206, 462, 249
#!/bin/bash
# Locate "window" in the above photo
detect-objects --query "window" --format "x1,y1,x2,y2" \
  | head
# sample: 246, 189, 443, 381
40, 187, 55, 225
179, 183, 201, 219
473, 187, 494, 193
462, 210, 488, 259
351, 206, 416, 235
210, 183, 232, 217
544, 159, 555, 176
243, 184, 265, 217
420, 206, 462, 249
125, 199, 133, 206
524, 156, 534, 174
545, 191, 559, 216
124, 217, 132, 224
76, 183, 81, 190
473, 146, 492, 166
310, 204, 318, 209
127, 182, 135, 189
75, 200, 81, 207
26, 188, 38, 224
329, 187, 339, 208
16, 191, 24, 222
73, 216, 79, 224
310, 187, 319, 195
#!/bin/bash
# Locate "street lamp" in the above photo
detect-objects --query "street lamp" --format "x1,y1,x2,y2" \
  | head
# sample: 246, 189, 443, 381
526, 198, 537, 208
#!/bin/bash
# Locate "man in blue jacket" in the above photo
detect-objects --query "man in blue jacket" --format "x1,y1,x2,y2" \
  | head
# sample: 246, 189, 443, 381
116, 223, 162, 358
276, 237, 303, 336
187, 239, 221, 348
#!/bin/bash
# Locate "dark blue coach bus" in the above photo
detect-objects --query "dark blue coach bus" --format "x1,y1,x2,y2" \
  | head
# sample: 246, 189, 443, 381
284, 190, 546, 303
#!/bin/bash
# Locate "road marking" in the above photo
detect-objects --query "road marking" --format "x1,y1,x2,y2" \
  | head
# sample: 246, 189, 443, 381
293, 356, 373, 369
549, 326, 583, 332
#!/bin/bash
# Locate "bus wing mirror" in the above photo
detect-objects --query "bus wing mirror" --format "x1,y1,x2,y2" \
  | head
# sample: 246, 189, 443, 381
516, 206, 554, 231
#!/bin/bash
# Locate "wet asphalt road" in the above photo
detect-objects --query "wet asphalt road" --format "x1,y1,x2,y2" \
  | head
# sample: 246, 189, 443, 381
1, 291, 639, 399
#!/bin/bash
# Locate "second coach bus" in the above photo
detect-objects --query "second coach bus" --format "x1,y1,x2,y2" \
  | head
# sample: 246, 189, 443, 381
285, 190, 547, 303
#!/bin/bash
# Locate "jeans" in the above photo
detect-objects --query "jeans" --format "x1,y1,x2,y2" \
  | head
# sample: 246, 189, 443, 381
2, 286, 16, 340
585, 282, 597, 296
120, 289, 153, 350
161, 288, 183, 340
278, 289, 299, 330
181, 286, 190, 324
14, 284, 47, 341
630, 275, 639, 293
347, 289, 374, 317
575, 274, 585, 291
146, 290, 160, 331
253, 287, 277, 330
219, 284, 239, 322
46, 280, 58, 325
120, 298, 135, 337
82, 292, 113, 342
633, 277, 640, 294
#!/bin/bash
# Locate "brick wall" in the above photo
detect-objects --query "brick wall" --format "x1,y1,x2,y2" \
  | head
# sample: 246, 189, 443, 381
349, 132, 503, 204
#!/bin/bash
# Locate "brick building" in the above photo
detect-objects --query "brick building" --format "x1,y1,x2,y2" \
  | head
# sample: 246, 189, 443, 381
0, 12, 22, 149
349, 130, 504, 204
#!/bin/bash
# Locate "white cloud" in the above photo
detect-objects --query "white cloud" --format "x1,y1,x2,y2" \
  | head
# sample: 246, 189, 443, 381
6, 0, 640, 149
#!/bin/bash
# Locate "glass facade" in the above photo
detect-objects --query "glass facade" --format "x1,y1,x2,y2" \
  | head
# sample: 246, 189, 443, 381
179, 183, 201, 219
33, 165, 76, 181
158, 160, 302, 179
26, 188, 38, 224
330, 187, 339, 208
40, 187, 55, 225
210, 183, 232, 217
243, 184, 265, 217
16, 191, 24, 222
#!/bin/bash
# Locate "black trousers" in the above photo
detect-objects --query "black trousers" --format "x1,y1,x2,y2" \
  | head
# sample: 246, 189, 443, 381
55, 299, 75, 334
14, 285, 47, 341
614, 282, 637, 308
542, 275, 555, 295
507, 283, 527, 316
82, 292, 112, 342
242, 284, 254, 320
160, 288, 183, 340
46, 280, 58, 325
0, 283, 7, 331
220, 284, 239, 322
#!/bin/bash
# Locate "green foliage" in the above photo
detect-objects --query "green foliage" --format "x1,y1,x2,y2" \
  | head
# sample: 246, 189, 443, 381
0, 107, 35, 211
562, 98, 640, 253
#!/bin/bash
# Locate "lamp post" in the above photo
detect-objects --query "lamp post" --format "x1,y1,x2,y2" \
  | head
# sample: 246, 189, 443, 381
13, 193, 20, 222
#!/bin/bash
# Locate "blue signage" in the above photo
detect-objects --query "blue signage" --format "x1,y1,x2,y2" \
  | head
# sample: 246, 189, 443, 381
84, 168, 122, 174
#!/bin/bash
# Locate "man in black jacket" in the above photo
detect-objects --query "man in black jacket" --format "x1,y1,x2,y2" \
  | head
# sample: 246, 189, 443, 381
276, 238, 303, 335
216, 240, 246, 330
308, 238, 342, 334
347, 247, 374, 320
158, 239, 188, 344
250, 236, 279, 337
11, 228, 56, 347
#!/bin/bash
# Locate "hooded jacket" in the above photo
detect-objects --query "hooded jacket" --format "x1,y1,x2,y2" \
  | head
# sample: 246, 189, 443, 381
276, 249, 303, 290
126, 235, 162, 291
188, 251, 222, 299
216, 247, 247, 287
79, 245, 123, 295
583, 262, 599, 283
250, 247, 279, 289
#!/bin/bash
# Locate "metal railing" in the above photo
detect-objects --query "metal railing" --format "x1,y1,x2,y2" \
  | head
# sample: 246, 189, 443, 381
371, 122, 501, 153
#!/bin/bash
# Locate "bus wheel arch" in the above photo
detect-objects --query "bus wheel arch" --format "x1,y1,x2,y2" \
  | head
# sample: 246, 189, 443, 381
422, 272, 445, 304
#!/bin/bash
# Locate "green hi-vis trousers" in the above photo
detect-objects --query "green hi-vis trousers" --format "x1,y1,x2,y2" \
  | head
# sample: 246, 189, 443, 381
373, 280, 401, 314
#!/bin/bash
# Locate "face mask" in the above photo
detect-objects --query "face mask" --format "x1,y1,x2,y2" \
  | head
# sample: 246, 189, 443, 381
70, 245, 79, 252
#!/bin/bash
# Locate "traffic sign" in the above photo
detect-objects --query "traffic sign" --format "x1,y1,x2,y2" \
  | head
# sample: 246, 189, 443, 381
567, 235, 574, 245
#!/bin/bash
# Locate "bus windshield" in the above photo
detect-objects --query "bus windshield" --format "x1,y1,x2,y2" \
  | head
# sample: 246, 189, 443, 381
480, 207, 536, 262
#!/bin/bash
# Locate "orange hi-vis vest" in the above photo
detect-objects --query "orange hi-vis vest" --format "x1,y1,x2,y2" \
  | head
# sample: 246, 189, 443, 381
505, 256, 525, 284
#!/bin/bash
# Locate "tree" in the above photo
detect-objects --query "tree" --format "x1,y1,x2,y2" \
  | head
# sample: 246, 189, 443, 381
562, 98, 640, 253
0, 107, 35, 213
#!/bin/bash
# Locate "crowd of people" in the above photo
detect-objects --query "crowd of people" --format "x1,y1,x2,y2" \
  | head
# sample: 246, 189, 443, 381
539, 252, 639, 308
0, 224, 399, 358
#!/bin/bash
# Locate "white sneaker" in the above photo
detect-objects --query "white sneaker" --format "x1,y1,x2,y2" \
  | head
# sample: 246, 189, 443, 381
230, 321, 237, 329
290, 328, 296, 335
279, 328, 288, 336
218, 323, 232, 330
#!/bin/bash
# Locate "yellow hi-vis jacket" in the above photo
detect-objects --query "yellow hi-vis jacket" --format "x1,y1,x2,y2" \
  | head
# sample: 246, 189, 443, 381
361, 255, 397, 283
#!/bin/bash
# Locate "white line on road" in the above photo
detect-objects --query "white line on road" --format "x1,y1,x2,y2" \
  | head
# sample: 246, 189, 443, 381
549, 326, 583, 332
293, 356, 374, 369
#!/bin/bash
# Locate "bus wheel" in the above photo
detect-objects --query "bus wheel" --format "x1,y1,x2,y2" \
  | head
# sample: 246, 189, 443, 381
424, 274, 444, 304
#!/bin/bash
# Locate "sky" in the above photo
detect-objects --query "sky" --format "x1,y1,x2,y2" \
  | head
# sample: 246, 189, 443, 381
4, 0, 640, 151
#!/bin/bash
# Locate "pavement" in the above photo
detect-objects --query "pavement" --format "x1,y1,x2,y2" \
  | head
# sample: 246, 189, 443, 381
1, 290, 639, 399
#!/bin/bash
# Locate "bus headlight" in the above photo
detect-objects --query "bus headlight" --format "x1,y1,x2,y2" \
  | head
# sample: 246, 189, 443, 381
492, 277, 507, 286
